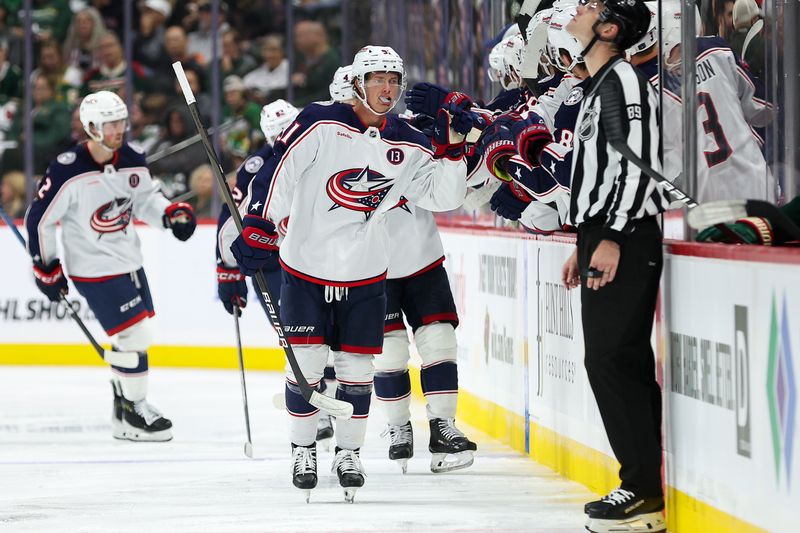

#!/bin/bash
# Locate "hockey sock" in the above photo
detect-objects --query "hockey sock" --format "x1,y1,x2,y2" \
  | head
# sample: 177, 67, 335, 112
334, 383, 372, 449
286, 379, 320, 446
374, 370, 412, 425
421, 361, 458, 420
111, 350, 149, 402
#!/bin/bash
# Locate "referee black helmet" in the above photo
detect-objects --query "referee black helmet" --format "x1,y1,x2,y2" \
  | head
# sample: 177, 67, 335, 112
595, 0, 652, 51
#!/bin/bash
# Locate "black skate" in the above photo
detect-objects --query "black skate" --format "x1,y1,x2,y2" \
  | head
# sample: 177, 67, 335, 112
316, 414, 334, 449
112, 386, 172, 442
428, 418, 477, 473
291, 443, 318, 503
380, 421, 413, 473
584, 488, 665, 533
332, 447, 365, 503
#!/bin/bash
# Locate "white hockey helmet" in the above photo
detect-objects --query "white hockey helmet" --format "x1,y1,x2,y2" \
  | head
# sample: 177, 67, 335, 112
260, 99, 299, 145
627, 1, 658, 56
660, 1, 700, 72
329, 64, 354, 102
79, 90, 128, 148
548, 6, 584, 73
351, 45, 406, 115
502, 34, 526, 90
487, 41, 507, 83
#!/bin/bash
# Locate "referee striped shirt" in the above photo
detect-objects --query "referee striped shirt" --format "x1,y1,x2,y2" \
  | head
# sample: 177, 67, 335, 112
569, 56, 669, 240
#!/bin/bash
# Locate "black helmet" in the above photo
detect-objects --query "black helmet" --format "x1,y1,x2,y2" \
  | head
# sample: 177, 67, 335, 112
596, 0, 652, 51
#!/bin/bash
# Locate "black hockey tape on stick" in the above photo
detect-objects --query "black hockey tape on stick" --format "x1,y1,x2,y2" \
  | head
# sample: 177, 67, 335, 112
172, 61, 353, 420
0, 206, 139, 369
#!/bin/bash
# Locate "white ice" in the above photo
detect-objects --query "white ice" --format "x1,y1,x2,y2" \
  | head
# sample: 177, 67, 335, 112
0, 366, 594, 532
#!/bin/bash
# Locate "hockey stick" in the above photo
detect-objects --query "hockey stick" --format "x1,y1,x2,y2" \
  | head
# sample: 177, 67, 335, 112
232, 303, 254, 458
686, 199, 800, 239
144, 120, 234, 164
173, 61, 353, 419
0, 206, 139, 369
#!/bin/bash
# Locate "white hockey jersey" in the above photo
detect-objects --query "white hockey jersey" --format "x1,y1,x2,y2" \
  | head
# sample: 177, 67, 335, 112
660, 37, 775, 202
386, 204, 444, 279
24, 142, 170, 278
246, 102, 466, 286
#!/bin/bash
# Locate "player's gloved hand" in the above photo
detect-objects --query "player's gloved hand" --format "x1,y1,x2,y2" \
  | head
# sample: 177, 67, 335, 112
405, 82, 452, 117
217, 265, 248, 315
163, 202, 196, 241
230, 215, 280, 276
431, 92, 474, 159
512, 113, 552, 167
476, 113, 520, 181
696, 217, 773, 245
409, 113, 435, 138
33, 258, 68, 302
490, 181, 532, 221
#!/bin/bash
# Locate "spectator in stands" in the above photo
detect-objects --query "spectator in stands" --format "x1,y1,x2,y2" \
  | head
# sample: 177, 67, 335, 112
730, 0, 765, 79
68, 105, 88, 146
29, 0, 72, 44
187, 0, 229, 65
716, 0, 735, 41
81, 31, 149, 97
1, 170, 25, 218
31, 40, 82, 106
134, 0, 172, 76
243, 34, 289, 103
0, 39, 22, 102
205, 29, 257, 92
129, 99, 161, 155
0, 4, 22, 66
89, 0, 125, 38
8, 75, 71, 174
149, 107, 206, 197
290, 20, 340, 107
63, 6, 106, 74
221, 75, 261, 163
188, 164, 214, 218
162, 25, 204, 84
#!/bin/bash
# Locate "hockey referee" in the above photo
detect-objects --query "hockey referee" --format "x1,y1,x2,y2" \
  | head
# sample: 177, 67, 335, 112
561, 1, 670, 532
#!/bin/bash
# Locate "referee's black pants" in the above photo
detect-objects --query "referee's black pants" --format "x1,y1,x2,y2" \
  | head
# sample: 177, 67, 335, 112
577, 216, 664, 498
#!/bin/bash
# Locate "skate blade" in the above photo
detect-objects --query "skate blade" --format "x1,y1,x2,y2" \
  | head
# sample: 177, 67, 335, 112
430, 450, 475, 473
343, 487, 358, 503
113, 427, 173, 442
302, 489, 311, 504
585, 512, 666, 533
316, 436, 332, 452
393, 458, 409, 474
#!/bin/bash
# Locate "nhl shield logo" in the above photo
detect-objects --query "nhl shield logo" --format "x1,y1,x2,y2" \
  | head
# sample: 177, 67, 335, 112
578, 107, 598, 142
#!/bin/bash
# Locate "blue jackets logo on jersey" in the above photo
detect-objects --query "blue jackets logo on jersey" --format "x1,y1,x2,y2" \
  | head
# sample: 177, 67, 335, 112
326, 166, 395, 216
90, 197, 133, 234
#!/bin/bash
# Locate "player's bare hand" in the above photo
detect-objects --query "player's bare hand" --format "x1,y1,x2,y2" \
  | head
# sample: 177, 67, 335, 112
587, 240, 620, 290
561, 249, 580, 290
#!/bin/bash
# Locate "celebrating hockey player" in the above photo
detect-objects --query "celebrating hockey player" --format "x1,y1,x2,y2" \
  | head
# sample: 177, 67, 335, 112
24, 90, 197, 442
230, 45, 469, 502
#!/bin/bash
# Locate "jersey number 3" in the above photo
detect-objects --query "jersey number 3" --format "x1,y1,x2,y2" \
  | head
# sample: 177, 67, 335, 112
698, 92, 732, 168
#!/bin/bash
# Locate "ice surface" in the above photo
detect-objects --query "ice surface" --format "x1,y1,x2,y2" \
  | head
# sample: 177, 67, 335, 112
0, 366, 593, 532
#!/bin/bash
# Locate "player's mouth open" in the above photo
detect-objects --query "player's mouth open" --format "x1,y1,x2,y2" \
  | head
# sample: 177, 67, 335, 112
379, 96, 392, 105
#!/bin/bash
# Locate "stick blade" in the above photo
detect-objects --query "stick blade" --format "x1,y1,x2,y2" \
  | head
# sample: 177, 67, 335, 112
244, 442, 254, 458
687, 199, 747, 229
309, 391, 353, 419
102, 349, 140, 369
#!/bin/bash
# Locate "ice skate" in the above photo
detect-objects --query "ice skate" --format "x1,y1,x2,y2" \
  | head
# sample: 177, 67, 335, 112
112, 386, 172, 442
291, 443, 318, 503
380, 421, 413, 473
315, 414, 334, 450
428, 418, 477, 473
332, 447, 365, 503
584, 488, 665, 533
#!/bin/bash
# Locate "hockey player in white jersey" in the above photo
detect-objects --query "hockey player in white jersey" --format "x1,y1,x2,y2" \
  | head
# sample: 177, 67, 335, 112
230, 45, 469, 502
24, 91, 196, 442
659, 7, 775, 202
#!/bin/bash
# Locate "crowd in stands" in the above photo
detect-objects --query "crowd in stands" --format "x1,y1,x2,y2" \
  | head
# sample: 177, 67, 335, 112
0, 0, 343, 218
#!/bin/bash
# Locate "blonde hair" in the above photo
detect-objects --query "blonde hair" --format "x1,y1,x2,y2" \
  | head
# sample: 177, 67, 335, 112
63, 7, 107, 64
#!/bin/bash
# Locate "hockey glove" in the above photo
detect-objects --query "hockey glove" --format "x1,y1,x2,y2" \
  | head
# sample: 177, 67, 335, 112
217, 265, 248, 315
476, 113, 520, 181
230, 215, 280, 276
163, 202, 196, 241
512, 114, 552, 167
431, 92, 474, 160
405, 82, 452, 117
490, 181, 532, 221
33, 258, 68, 302
696, 217, 773, 245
